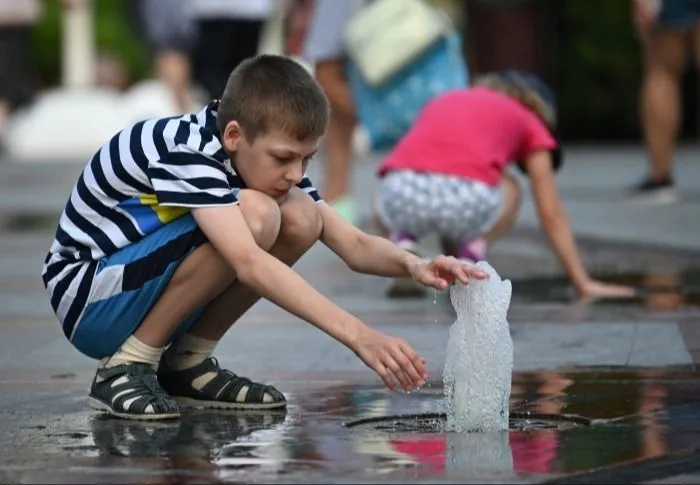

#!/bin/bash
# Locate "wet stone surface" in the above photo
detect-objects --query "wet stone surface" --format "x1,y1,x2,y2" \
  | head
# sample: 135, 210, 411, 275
3, 371, 700, 484
2, 151, 700, 483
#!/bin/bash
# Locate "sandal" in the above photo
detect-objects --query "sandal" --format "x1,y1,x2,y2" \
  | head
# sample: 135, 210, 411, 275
157, 357, 286, 410
88, 363, 181, 420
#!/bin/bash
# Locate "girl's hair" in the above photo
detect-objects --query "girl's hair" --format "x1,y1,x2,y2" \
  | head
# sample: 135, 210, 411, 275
472, 71, 557, 128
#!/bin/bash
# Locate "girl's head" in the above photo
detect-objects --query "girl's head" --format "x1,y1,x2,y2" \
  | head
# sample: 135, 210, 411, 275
473, 70, 557, 127
473, 70, 563, 171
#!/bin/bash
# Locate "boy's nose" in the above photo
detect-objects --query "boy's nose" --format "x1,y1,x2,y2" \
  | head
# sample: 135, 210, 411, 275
286, 164, 304, 184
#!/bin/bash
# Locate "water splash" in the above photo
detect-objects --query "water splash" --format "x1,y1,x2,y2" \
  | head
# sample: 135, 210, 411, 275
443, 261, 514, 432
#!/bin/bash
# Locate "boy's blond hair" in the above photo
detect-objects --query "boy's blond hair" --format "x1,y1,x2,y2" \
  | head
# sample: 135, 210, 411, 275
473, 72, 557, 128
216, 55, 330, 142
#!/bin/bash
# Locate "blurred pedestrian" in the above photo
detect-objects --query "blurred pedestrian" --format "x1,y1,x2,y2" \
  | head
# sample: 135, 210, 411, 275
631, 0, 700, 203
136, 0, 198, 113
0, 0, 42, 138
190, 0, 274, 100
301, 0, 364, 223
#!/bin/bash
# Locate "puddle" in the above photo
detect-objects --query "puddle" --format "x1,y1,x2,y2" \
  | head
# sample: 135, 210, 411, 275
512, 270, 700, 309
8, 370, 700, 483
345, 411, 591, 433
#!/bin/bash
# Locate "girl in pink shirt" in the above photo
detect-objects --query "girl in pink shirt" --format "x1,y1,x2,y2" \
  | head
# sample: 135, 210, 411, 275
376, 70, 633, 300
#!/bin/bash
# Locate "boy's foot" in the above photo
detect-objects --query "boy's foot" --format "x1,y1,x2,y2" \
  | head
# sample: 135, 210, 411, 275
387, 239, 427, 298
628, 176, 679, 204
88, 362, 181, 420
157, 357, 287, 410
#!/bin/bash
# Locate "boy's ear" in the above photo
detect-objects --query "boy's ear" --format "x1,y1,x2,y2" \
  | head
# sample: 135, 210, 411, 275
222, 121, 242, 152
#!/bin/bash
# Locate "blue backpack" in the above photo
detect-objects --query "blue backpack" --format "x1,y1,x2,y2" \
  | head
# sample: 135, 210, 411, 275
347, 31, 469, 152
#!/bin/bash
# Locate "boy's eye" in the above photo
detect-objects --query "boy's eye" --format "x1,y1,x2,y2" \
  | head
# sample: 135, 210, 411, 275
274, 156, 294, 163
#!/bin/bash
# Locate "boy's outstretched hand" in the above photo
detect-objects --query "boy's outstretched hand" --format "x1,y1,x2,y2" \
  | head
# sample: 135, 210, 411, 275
352, 328, 428, 391
407, 255, 489, 291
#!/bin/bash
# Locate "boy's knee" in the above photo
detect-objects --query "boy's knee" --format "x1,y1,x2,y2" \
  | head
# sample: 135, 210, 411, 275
237, 190, 282, 251
279, 189, 322, 250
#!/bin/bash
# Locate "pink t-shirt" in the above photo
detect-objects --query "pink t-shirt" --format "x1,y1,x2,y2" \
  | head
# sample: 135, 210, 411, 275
377, 87, 558, 186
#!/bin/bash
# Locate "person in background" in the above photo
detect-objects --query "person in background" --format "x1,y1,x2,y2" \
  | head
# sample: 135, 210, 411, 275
189, 0, 274, 100
376, 70, 635, 300
631, 0, 700, 203
136, 0, 198, 114
301, 0, 365, 223
0, 0, 42, 141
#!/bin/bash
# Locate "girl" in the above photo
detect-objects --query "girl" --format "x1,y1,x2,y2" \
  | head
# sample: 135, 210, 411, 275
376, 70, 634, 300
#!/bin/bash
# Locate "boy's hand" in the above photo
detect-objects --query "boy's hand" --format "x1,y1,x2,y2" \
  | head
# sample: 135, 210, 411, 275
406, 255, 489, 291
352, 328, 428, 391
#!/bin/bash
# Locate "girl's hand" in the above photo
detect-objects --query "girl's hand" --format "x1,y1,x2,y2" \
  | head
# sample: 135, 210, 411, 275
577, 279, 636, 300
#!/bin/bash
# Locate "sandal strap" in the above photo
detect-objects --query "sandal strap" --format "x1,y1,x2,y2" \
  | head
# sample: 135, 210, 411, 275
200, 370, 251, 400
160, 357, 284, 404
92, 363, 178, 414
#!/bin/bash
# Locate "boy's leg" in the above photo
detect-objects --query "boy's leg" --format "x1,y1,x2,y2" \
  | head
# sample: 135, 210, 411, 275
158, 187, 323, 409
87, 190, 282, 420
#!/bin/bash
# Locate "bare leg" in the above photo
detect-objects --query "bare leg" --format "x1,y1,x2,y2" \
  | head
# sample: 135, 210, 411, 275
639, 29, 688, 182
155, 50, 193, 113
315, 60, 356, 217
184, 187, 323, 341
156, 188, 323, 410
133, 189, 281, 347
88, 189, 282, 420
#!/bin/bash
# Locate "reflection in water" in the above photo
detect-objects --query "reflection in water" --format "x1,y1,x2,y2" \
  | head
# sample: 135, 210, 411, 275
511, 270, 700, 309
447, 431, 514, 475
88, 408, 290, 483
337, 370, 700, 479
76, 371, 700, 482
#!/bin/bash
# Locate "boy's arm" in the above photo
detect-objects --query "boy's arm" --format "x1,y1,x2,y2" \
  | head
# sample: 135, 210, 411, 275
191, 203, 427, 390
318, 202, 420, 277
318, 202, 486, 289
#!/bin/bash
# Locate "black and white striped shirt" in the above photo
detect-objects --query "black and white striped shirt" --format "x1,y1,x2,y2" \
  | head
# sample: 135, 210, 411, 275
42, 102, 321, 335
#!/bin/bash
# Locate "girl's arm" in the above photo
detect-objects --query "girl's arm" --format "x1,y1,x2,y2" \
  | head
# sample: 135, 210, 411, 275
524, 150, 634, 298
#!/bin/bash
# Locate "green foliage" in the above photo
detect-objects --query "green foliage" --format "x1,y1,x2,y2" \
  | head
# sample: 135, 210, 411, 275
554, 0, 644, 140
32, 0, 150, 87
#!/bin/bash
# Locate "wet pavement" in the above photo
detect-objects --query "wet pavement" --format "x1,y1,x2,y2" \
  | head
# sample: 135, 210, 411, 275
1, 146, 700, 483
3, 371, 700, 483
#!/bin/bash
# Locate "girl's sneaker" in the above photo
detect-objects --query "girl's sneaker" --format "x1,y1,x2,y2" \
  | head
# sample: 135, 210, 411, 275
457, 237, 487, 263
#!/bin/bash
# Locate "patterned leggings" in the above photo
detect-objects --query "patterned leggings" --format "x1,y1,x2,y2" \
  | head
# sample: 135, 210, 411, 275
377, 170, 503, 244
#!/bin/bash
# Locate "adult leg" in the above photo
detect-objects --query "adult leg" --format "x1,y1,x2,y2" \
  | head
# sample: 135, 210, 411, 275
315, 59, 357, 220
632, 25, 689, 202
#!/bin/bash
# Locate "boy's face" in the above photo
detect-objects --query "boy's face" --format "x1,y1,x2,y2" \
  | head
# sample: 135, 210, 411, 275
223, 122, 320, 204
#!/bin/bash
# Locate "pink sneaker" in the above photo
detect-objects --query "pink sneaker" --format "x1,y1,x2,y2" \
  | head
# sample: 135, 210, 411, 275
457, 238, 487, 263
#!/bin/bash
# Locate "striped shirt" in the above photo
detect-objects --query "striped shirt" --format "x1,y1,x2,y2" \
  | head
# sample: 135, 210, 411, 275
42, 101, 321, 336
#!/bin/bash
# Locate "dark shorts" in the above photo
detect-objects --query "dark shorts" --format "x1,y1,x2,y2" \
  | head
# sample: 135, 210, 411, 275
658, 0, 700, 29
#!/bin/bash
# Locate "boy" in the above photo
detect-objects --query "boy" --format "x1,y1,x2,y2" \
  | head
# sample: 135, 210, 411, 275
42, 55, 487, 420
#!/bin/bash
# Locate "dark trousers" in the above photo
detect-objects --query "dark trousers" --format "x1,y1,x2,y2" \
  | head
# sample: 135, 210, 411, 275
192, 19, 265, 99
